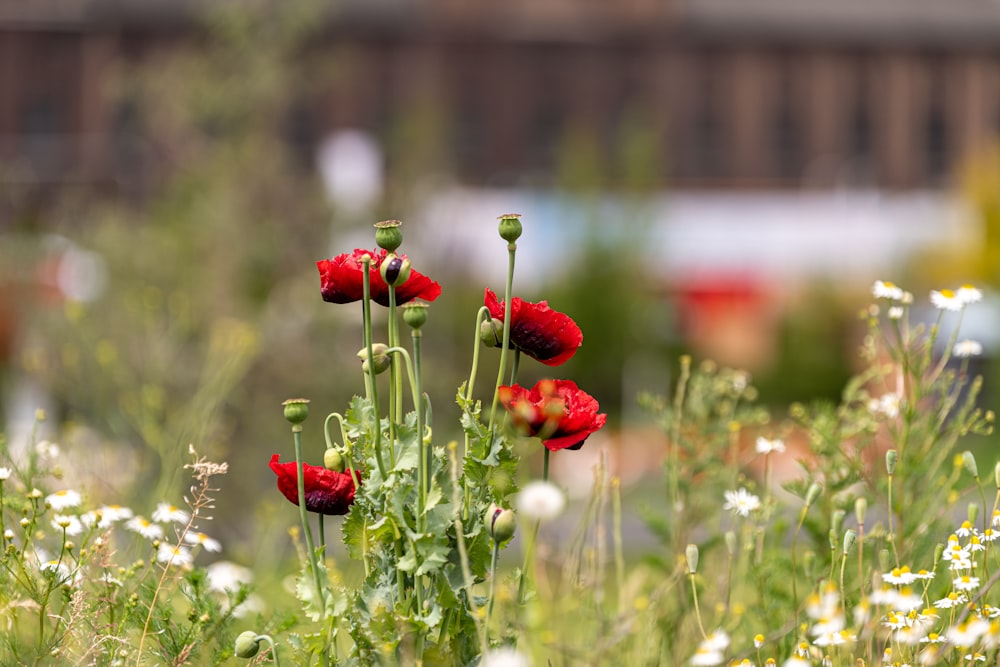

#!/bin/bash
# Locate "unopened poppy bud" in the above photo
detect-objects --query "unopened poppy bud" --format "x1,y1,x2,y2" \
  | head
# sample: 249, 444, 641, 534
886, 449, 897, 476
324, 448, 345, 473
403, 302, 429, 329
380, 254, 411, 287
831, 509, 845, 535
480, 318, 502, 348
234, 631, 261, 659
685, 543, 699, 574
357, 343, 391, 375
963, 451, 979, 478
855, 498, 868, 524
488, 506, 516, 543
374, 220, 403, 253
497, 213, 523, 243
805, 482, 822, 508
842, 529, 857, 554
282, 398, 310, 425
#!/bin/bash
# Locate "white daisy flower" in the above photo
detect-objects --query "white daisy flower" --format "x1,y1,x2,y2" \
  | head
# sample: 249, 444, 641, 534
206, 561, 253, 593
183, 532, 222, 552
873, 281, 905, 300
51, 514, 83, 537
887, 306, 904, 320
0, 467, 11, 481
957, 284, 983, 304
883, 566, 918, 586
946, 619, 990, 647
723, 488, 761, 517
45, 489, 82, 511
956, 521, 974, 537
156, 543, 193, 567
933, 592, 966, 609
152, 502, 190, 524
701, 630, 729, 651
755, 437, 786, 455
920, 632, 944, 644
481, 647, 531, 667
125, 516, 164, 540
231, 592, 267, 619
954, 340, 983, 358
868, 393, 900, 419
930, 289, 963, 311
689, 649, 724, 666
954, 575, 981, 592
35, 441, 60, 460
99, 504, 134, 522
515, 481, 566, 521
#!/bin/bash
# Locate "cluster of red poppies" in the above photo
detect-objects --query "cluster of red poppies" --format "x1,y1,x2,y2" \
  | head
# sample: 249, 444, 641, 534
271, 242, 606, 514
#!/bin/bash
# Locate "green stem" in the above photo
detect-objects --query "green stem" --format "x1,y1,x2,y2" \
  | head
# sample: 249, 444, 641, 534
508, 348, 521, 386
361, 256, 388, 480
388, 285, 400, 468
294, 428, 325, 609
486, 539, 501, 633
257, 634, 283, 667
489, 241, 517, 430
413, 327, 427, 524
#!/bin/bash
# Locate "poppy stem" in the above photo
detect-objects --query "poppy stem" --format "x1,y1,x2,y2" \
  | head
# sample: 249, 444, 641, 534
488, 241, 517, 432
361, 256, 388, 480
543, 448, 550, 482
486, 539, 501, 633
388, 285, 400, 469
508, 348, 521, 387
293, 427, 325, 613
411, 326, 428, 524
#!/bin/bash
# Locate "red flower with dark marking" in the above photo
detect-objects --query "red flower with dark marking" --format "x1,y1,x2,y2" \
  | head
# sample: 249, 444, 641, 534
484, 288, 582, 366
498, 379, 607, 451
318, 249, 441, 306
269, 454, 360, 515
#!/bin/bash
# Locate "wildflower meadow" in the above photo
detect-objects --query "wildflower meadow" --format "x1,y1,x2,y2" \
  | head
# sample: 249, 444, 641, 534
2, 216, 1000, 667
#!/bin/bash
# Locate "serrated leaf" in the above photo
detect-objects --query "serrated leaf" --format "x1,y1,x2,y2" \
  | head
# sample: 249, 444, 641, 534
295, 557, 333, 622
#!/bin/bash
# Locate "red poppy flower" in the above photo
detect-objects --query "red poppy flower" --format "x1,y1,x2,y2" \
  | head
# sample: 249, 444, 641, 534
484, 288, 582, 366
269, 454, 360, 515
498, 379, 607, 451
317, 248, 441, 306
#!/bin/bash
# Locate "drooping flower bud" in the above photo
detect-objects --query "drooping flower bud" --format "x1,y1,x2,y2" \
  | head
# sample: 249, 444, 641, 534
480, 318, 503, 348
357, 343, 391, 375
805, 482, 822, 508
282, 398, 310, 426
374, 219, 403, 253
380, 254, 412, 288
963, 451, 979, 479
234, 631, 261, 659
831, 509, 846, 536
497, 213, 523, 244
403, 301, 429, 329
685, 543, 699, 574
842, 529, 857, 554
324, 448, 345, 473
488, 505, 516, 543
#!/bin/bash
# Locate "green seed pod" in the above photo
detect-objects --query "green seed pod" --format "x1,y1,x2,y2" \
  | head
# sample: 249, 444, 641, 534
497, 213, 523, 243
234, 631, 261, 659
403, 302, 429, 329
374, 220, 403, 253
685, 544, 699, 574
282, 398, 310, 425
380, 254, 411, 287
831, 509, 846, 536
324, 448, 345, 473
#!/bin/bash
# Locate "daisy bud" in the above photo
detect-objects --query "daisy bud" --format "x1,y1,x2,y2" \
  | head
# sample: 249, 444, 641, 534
805, 482, 822, 508
842, 529, 857, 554
754, 634, 765, 648
479, 318, 503, 348
855, 497, 868, 524
380, 254, 411, 287
969, 503, 979, 525
488, 506, 516, 543
234, 631, 261, 659
933, 543, 944, 566
685, 544, 699, 574
963, 451, 979, 479
885, 449, 897, 476
497, 213, 523, 243
374, 219, 403, 253
282, 398, 310, 426
357, 343, 391, 375
323, 448, 345, 473
403, 301, 429, 330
